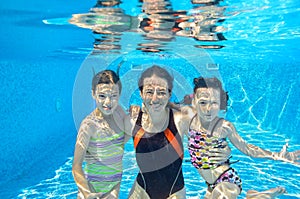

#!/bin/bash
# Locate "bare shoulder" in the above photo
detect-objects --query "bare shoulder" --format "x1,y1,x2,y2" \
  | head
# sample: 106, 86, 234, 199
76, 116, 98, 143
221, 119, 235, 134
80, 111, 97, 129
173, 106, 196, 137
81, 116, 97, 130
181, 106, 195, 117
173, 106, 195, 120
114, 105, 127, 120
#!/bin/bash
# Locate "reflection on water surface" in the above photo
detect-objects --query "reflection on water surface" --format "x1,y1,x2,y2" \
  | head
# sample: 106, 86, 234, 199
69, 0, 229, 53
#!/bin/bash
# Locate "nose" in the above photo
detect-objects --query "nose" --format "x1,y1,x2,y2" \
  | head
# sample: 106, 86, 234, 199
151, 91, 159, 102
206, 103, 211, 112
104, 96, 111, 105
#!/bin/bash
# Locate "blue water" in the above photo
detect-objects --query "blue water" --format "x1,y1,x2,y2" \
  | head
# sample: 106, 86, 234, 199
1, 0, 300, 198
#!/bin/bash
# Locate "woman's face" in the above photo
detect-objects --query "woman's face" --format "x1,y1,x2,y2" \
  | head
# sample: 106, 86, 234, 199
93, 83, 120, 115
141, 75, 170, 114
194, 87, 220, 122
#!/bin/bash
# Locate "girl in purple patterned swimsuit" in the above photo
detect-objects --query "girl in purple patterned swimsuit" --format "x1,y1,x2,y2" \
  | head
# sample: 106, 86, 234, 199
184, 76, 300, 199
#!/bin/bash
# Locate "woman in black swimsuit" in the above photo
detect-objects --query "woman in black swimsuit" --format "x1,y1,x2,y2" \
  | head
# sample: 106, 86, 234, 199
125, 65, 229, 199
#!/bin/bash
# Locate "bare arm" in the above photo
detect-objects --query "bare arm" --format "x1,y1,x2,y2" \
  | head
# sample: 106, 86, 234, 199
113, 105, 127, 133
173, 106, 231, 163
123, 105, 141, 143
124, 114, 132, 143
129, 105, 140, 124
225, 121, 274, 158
72, 121, 95, 198
225, 121, 300, 164
273, 143, 300, 164
173, 105, 195, 138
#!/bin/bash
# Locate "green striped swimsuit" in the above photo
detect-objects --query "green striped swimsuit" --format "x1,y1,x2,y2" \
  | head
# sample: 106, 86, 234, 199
81, 111, 125, 193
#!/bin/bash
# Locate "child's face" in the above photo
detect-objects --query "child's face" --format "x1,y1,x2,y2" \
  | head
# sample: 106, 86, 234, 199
93, 83, 120, 115
141, 75, 170, 114
194, 87, 220, 122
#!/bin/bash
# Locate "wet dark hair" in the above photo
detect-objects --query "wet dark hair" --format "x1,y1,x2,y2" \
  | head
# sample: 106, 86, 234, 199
138, 65, 173, 93
92, 70, 122, 94
193, 77, 228, 110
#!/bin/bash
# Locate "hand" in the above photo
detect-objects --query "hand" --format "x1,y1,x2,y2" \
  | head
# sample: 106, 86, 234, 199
167, 102, 181, 111
209, 141, 231, 163
87, 192, 103, 199
274, 143, 300, 165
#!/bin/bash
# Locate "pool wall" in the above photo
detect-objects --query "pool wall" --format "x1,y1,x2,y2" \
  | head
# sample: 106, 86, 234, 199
219, 61, 300, 135
0, 0, 93, 197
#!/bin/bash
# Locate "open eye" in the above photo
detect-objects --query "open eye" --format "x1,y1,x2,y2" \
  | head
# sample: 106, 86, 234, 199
198, 101, 207, 105
111, 94, 118, 99
98, 94, 106, 99
157, 90, 167, 96
145, 90, 154, 96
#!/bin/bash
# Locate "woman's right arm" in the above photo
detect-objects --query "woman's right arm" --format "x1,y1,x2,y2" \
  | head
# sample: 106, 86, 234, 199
72, 121, 95, 198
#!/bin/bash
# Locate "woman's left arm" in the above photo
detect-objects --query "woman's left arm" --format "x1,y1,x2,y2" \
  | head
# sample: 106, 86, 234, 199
173, 105, 195, 138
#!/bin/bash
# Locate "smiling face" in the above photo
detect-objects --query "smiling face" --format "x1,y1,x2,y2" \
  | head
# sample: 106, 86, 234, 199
141, 75, 170, 114
194, 87, 221, 122
93, 83, 120, 115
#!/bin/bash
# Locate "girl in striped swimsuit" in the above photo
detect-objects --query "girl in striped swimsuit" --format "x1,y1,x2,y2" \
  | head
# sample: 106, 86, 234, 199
72, 70, 127, 199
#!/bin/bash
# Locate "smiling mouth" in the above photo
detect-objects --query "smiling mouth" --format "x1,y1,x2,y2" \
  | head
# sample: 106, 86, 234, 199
103, 106, 112, 110
151, 103, 161, 107
149, 103, 162, 110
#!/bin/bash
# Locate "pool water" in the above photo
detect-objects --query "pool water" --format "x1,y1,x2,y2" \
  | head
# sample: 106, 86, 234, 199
1, 0, 300, 198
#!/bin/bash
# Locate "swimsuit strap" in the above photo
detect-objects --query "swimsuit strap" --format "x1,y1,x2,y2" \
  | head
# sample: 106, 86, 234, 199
133, 127, 183, 159
135, 109, 143, 127
164, 128, 183, 159
132, 110, 145, 148
188, 114, 198, 131
210, 118, 224, 136
133, 109, 183, 159
134, 128, 144, 148
189, 116, 224, 136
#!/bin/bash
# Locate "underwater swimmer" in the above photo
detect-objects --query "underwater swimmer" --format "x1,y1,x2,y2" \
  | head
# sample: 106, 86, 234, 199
182, 76, 299, 199
72, 70, 128, 199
